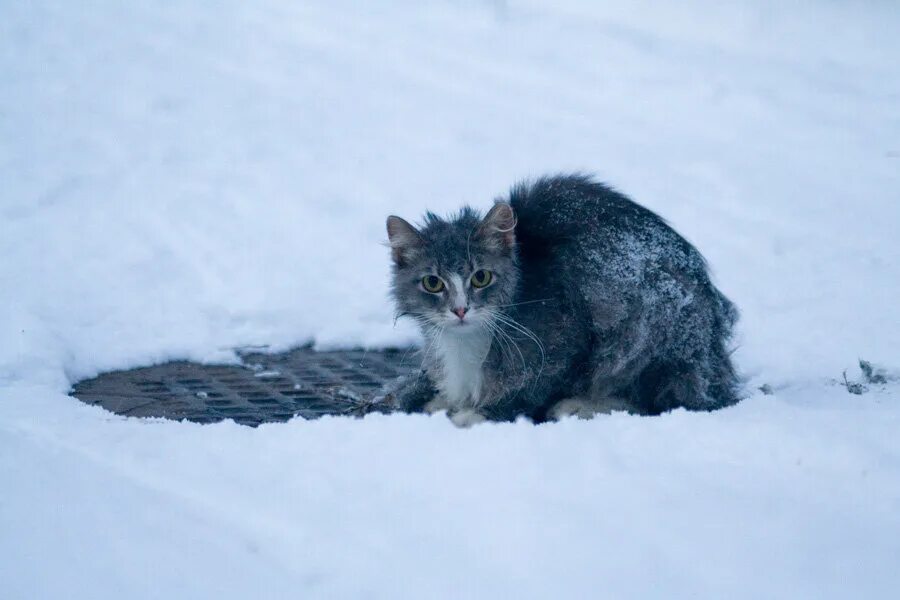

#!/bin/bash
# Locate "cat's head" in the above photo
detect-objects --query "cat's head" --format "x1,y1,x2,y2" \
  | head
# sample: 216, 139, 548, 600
386, 203, 519, 332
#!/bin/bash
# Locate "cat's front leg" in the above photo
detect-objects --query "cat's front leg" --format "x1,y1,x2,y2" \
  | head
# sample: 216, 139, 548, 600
478, 388, 538, 422
392, 380, 487, 427
448, 409, 487, 428
382, 370, 437, 413
422, 395, 451, 414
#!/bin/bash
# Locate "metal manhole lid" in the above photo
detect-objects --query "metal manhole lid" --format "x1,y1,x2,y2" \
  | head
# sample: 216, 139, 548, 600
70, 346, 418, 426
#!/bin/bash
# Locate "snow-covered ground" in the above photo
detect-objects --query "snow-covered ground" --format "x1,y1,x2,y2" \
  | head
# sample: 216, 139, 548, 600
2, 1, 899, 597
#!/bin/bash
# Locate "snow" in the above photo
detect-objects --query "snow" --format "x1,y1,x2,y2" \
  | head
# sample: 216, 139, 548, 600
1, 1, 899, 598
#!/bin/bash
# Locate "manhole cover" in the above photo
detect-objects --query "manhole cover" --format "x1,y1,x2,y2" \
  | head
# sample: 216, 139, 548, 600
70, 346, 418, 426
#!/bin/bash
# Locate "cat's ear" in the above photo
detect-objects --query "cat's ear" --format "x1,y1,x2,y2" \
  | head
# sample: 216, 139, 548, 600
386, 215, 424, 266
478, 202, 516, 252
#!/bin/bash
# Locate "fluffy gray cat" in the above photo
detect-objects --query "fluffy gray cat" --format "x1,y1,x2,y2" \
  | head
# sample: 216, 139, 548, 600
385, 174, 739, 425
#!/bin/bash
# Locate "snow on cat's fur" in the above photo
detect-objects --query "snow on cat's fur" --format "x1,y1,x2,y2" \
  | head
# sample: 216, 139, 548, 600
387, 174, 739, 423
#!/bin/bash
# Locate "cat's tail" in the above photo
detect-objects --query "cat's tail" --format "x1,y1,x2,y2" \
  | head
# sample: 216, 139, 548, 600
507, 174, 590, 241
506, 173, 641, 245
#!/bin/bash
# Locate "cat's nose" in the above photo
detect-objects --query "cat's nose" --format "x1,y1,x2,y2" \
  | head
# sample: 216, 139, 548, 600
452, 307, 468, 320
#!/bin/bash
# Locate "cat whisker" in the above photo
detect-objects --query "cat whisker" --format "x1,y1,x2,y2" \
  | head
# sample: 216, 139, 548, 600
400, 325, 431, 366
490, 311, 545, 353
482, 321, 520, 387
493, 298, 554, 308
400, 321, 437, 366
481, 318, 526, 378
488, 310, 546, 383
419, 322, 446, 367
488, 319, 530, 385
482, 313, 523, 367
392, 311, 413, 327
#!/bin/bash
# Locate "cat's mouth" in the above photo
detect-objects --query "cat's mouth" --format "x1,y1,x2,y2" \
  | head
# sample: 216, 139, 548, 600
443, 316, 468, 327
443, 313, 478, 328
430, 310, 482, 330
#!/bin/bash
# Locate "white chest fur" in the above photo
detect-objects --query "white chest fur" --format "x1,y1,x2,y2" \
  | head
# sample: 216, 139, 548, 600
433, 328, 491, 409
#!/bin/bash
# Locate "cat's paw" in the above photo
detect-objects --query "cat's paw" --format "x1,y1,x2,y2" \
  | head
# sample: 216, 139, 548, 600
423, 397, 451, 414
549, 396, 632, 420
449, 409, 487, 428
549, 398, 602, 421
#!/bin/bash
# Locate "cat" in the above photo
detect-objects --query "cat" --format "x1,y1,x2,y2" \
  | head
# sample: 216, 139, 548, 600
384, 174, 739, 424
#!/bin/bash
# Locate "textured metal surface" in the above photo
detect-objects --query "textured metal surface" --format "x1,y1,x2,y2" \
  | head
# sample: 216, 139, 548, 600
71, 346, 417, 426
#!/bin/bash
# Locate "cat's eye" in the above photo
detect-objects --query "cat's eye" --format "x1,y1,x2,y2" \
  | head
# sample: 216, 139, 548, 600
421, 275, 445, 293
471, 269, 493, 288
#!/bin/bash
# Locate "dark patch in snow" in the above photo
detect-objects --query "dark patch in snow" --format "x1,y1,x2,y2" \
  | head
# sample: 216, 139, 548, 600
70, 346, 416, 426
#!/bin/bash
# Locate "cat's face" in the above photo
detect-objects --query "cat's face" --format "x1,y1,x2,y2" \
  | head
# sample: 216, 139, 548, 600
387, 204, 519, 333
